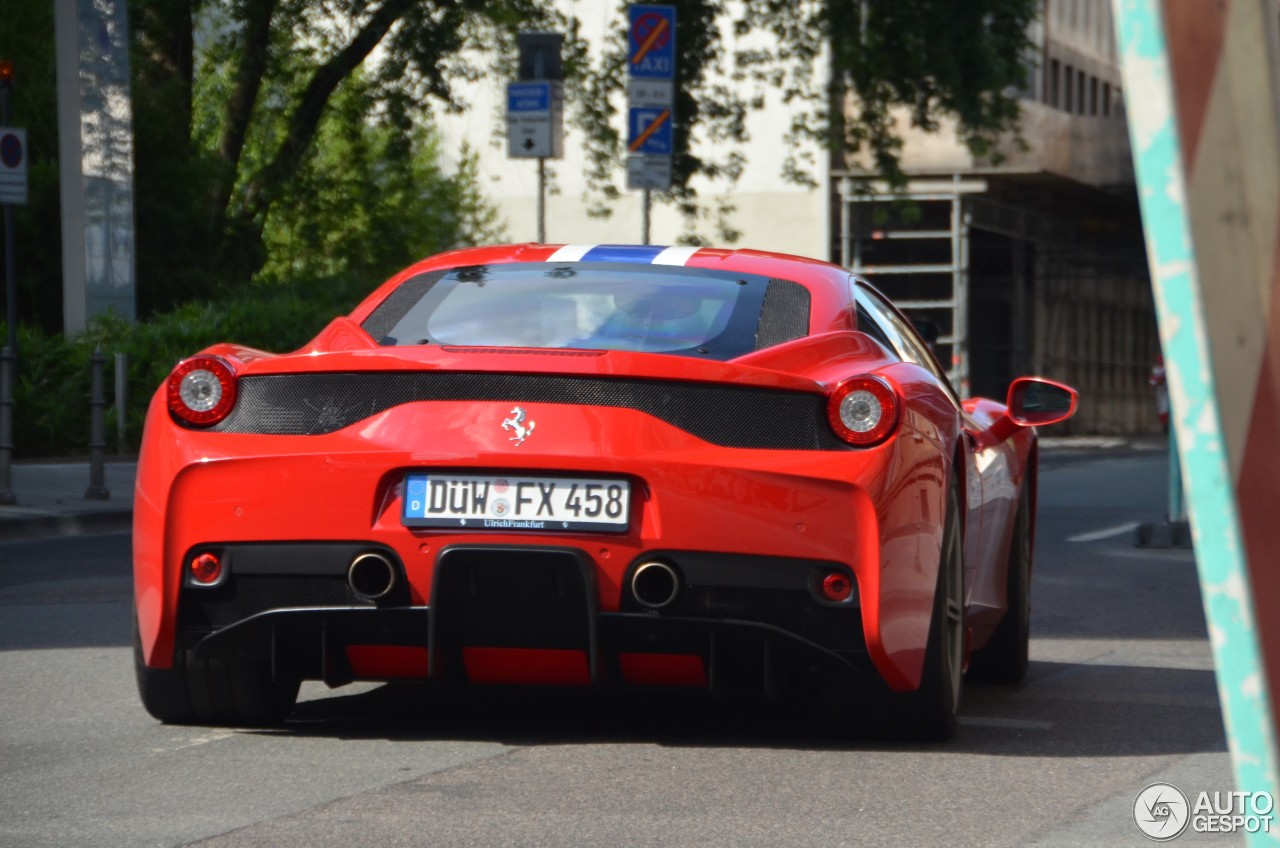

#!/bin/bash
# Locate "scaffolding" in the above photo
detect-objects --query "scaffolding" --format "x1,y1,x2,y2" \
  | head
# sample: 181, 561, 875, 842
835, 174, 1159, 432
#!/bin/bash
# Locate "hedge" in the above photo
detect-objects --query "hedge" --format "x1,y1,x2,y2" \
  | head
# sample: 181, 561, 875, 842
4, 273, 377, 458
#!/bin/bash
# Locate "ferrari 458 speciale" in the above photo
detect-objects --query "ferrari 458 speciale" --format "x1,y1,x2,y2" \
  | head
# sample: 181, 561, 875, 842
133, 243, 1077, 740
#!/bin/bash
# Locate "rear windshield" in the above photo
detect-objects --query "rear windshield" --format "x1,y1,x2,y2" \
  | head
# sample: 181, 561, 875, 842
363, 262, 787, 360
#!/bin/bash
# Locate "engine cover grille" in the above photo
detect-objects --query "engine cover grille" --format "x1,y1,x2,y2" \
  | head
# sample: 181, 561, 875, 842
201, 372, 852, 451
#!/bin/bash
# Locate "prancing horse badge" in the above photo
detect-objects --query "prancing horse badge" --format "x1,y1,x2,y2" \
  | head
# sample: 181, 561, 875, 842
501, 406, 536, 446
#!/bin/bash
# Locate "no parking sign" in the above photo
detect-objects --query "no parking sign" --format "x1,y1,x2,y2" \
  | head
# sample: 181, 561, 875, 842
626, 6, 676, 192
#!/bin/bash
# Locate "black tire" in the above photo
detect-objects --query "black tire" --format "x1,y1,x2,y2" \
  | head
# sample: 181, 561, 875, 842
133, 616, 299, 726
968, 484, 1032, 684
889, 477, 965, 742
134, 616, 194, 724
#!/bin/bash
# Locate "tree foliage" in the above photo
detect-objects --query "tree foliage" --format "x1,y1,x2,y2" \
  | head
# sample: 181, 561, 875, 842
130, 0, 551, 311
571, 0, 1038, 240
5, 0, 1038, 332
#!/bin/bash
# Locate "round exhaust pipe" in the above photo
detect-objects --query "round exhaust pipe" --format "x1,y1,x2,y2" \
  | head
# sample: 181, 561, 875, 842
631, 561, 681, 609
348, 552, 397, 600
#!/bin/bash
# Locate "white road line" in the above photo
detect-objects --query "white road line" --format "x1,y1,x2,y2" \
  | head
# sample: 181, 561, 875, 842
1067, 521, 1140, 543
149, 729, 236, 754
959, 716, 1054, 731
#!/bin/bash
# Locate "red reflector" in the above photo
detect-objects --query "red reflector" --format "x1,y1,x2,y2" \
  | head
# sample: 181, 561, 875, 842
346, 645, 429, 679
618, 653, 708, 687
190, 553, 222, 585
821, 572, 853, 603
462, 647, 592, 686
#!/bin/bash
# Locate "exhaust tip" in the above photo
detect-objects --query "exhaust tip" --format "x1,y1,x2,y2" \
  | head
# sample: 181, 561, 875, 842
631, 561, 680, 609
348, 552, 397, 600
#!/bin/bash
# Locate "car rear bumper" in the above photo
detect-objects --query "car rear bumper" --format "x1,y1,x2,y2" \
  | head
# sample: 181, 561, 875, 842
188, 607, 867, 693
177, 543, 869, 694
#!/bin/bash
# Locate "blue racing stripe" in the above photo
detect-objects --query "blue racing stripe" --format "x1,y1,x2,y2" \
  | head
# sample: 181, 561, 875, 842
579, 244, 667, 264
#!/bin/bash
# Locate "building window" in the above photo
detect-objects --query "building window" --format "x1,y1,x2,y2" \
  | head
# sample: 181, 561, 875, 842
1102, 82, 1111, 116
1050, 59, 1061, 108
1089, 76, 1098, 115
1064, 64, 1074, 112
1077, 69, 1086, 113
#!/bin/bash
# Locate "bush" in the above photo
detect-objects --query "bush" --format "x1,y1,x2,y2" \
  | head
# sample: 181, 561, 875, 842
4, 272, 379, 458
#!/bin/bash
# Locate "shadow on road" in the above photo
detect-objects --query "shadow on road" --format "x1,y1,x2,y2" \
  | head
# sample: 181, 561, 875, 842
239, 656, 1225, 758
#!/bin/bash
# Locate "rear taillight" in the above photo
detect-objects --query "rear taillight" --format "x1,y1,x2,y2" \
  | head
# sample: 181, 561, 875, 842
827, 375, 898, 446
167, 355, 238, 426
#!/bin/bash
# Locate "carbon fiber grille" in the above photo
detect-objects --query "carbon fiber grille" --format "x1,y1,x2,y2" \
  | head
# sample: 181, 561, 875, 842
181, 576, 373, 629
206, 372, 851, 450
757, 280, 811, 349
679, 586, 865, 652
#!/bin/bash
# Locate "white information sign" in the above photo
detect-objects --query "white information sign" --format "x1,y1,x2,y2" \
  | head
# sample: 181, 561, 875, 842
506, 81, 564, 159
0, 127, 28, 206
626, 154, 673, 191
627, 79, 674, 109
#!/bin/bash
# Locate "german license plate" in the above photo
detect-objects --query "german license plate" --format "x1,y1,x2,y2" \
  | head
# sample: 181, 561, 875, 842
402, 473, 631, 533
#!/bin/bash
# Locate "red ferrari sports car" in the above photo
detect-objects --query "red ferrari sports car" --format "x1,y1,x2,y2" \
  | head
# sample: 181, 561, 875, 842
133, 243, 1076, 740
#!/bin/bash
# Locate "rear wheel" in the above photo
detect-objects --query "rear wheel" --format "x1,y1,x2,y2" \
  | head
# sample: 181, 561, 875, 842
888, 477, 965, 742
968, 484, 1032, 684
133, 617, 299, 726
134, 617, 194, 724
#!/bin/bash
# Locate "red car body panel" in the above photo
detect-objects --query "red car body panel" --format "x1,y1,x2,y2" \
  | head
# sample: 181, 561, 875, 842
134, 244, 1055, 700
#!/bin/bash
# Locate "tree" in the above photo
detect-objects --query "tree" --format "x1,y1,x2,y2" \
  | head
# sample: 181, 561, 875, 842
571, 0, 1039, 241
130, 0, 1036, 301
0, 0, 65, 332
130, 0, 553, 309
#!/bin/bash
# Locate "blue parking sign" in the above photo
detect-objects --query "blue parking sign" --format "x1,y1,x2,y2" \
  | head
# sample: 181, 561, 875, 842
628, 5, 676, 79
627, 108, 673, 155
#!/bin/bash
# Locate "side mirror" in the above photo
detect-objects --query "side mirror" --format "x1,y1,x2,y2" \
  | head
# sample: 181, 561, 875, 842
1006, 377, 1078, 427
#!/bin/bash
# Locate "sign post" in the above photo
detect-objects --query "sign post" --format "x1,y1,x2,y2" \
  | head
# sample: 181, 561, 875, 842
626, 5, 676, 245
0, 60, 18, 505
506, 33, 564, 244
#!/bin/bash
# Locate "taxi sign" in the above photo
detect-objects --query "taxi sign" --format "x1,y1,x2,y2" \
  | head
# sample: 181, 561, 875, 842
628, 6, 676, 79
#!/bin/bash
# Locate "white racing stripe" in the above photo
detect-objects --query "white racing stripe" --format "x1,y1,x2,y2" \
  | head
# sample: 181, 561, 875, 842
1067, 521, 1140, 543
651, 245, 701, 266
547, 244, 596, 262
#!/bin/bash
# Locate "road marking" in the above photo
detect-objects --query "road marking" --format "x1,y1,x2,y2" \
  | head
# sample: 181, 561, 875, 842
959, 716, 1054, 731
150, 729, 235, 753
1067, 521, 1140, 543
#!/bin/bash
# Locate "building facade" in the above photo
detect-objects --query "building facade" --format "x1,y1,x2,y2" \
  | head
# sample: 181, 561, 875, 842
438, 0, 1160, 433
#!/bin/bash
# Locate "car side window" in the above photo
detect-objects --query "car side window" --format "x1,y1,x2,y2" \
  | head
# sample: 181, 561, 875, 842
854, 283, 959, 402
854, 303, 898, 357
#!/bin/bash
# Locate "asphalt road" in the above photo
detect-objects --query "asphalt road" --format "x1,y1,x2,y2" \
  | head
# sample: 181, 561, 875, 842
0, 449, 1241, 847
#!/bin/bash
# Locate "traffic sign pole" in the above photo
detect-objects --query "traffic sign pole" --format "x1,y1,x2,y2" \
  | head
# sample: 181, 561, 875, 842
2, 79, 15, 353
626, 6, 676, 242
537, 157, 546, 243
642, 190, 651, 246
0, 68, 16, 505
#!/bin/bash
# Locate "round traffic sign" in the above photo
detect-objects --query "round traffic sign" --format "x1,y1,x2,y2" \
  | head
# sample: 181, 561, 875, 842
0, 133, 21, 169
631, 12, 672, 52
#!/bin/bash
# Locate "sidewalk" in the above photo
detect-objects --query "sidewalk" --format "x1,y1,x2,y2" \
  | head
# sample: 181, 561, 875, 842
0, 459, 137, 541
0, 435, 1166, 542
